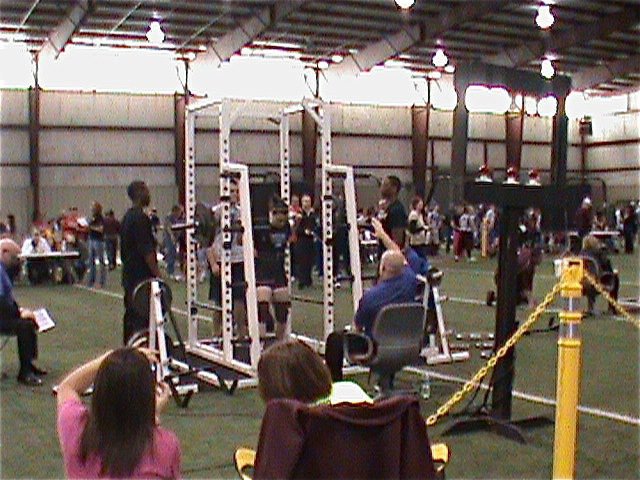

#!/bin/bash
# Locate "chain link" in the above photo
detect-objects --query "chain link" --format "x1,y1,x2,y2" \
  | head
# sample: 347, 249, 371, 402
425, 281, 564, 427
583, 271, 640, 328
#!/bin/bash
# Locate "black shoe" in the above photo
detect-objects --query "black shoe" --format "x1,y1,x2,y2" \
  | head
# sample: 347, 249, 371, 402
31, 364, 48, 376
17, 373, 43, 386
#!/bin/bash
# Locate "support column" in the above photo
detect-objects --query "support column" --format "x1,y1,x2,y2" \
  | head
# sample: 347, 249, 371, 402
28, 85, 41, 220
579, 132, 587, 180
302, 107, 317, 193
551, 95, 568, 186
411, 105, 428, 197
174, 93, 187, 206
451, 74, 469, 205
505, 101, 525, 170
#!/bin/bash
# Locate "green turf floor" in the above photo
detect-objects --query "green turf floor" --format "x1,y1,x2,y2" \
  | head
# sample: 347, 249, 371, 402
1, 252, 638, 478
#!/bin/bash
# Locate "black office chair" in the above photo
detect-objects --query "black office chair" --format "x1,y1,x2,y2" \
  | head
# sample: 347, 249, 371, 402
345, 303, 426, 394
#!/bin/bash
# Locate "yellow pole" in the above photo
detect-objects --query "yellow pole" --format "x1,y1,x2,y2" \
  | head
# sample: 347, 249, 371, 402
553, 259, 584, 480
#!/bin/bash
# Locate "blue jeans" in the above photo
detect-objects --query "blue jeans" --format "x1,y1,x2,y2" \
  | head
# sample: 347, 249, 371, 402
88, 239, 106, 286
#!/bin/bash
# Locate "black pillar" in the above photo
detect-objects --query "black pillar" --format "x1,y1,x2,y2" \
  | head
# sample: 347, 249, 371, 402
451, 73, 469, 206
302, 107, 317, 194
491, 204, 523, 420
411, 105, 428, 197
28, 85, 40, 220
505, 103, 524, 170
551, 95, 568, 186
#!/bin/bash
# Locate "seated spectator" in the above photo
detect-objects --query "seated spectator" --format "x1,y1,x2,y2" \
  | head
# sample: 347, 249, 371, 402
580, 234, 619, 315
56, 348, 181, 479
0, 239, 46, 386
325, 218, 423, 382
21, 228, 52, 284
258, 340, 372, 406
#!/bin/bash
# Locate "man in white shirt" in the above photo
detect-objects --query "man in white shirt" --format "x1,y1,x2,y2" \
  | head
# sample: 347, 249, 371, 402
21, 229, 52, 284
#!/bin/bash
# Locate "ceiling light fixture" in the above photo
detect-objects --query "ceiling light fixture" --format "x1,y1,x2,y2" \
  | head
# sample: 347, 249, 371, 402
317, 60, 329, 70
444, 64, 455, 74
535, 5, 554, 29
146, 20, 165, 45
540, 58, 555, 79
331, 54, 344, 63
395, 0, 415, 9
432, 48, 448, 68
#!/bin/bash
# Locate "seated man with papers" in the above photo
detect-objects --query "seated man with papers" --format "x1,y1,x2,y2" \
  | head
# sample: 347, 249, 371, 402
0, 239, 48, 386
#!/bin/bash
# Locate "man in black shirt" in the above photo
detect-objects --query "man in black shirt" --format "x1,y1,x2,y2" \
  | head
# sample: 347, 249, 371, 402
294, 194, 316, 288
120, 181, 162, 344
378, 176, 407, 254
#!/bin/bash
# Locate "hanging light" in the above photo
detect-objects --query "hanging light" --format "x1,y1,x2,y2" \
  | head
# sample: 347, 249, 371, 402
146, 20, 165, 45
331, 54, 344, 63
427, 70, 441, 80
535, 5, 554, 29
444, 64, 455, 74
524, 96, 538, 115
538, 95, 558, 117
540, 58, 555, 79
317, 60, 329, 70
395, 0, 415, 9
432, 48, 448, 68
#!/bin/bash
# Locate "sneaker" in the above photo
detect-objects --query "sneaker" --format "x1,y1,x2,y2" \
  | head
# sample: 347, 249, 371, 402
31, 364, 48, 376
17, 372, 43, 386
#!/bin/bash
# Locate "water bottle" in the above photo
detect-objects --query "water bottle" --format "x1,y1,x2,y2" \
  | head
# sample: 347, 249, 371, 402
419, 374, 431, 400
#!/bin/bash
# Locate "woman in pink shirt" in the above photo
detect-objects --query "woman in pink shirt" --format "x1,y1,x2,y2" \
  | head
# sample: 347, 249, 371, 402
56, 348, 181, 479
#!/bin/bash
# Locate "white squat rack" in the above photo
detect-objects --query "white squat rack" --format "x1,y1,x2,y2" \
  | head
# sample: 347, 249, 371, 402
279, 99, 363, 353
184, 98, 272, 389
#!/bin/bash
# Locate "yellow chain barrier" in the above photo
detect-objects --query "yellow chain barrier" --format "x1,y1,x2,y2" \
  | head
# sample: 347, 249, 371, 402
425, 265, 639, 427
425, 280, 564, 427
583, 271, 640, 328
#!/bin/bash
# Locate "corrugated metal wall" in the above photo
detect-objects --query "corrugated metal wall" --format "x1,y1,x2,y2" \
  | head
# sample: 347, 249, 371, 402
1, 89, 638, 233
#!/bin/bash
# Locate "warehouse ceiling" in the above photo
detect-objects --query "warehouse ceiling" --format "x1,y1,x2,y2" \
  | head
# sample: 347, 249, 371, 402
1, 0, 639, 93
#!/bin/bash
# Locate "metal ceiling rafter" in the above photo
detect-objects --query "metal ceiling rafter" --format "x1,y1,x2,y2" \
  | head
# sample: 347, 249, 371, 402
38, 0, 93, 60
485, 7, 640, 67
326, 0, 513, 78
192, 1, 302, 67
572, 53, 640, 90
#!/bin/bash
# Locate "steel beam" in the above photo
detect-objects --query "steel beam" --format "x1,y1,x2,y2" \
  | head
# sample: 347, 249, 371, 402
192, 2, 299, 67
504, 106, 524, 170
450, 68, 470, 205
326, 1, 511, 78
28, 86, 40, 219
39, 0, 93, 60
486, 8, 640, 67
550, 95, 568, 187
571, 54, 640, 90
411, 106, 429, 197
302, 107, 317, 192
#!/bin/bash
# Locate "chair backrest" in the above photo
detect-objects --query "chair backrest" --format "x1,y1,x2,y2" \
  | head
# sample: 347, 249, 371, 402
370, 303, 426, 373
254, 396, 436, 479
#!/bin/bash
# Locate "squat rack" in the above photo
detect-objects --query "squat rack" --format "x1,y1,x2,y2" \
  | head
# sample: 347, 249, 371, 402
279, 99, 364, 352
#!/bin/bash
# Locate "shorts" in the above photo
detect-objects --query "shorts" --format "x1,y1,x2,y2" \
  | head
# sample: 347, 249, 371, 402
209, 262, 246, 304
